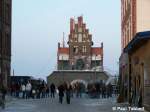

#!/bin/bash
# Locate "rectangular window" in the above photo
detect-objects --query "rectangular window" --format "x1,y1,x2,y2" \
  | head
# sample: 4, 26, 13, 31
82, 46, 87, 53
73, 46, 78, 54
74, 34, 77, 42
78, 34, 82, 42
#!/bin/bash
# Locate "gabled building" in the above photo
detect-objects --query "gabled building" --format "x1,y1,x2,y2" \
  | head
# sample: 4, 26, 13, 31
57, 16, 103, 71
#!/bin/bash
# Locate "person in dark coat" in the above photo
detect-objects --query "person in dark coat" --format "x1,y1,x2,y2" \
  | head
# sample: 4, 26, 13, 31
0, 85, 7, 109
50, 83, 56, 98
66, 85, 72, 104
102, 84, 106, 98
58, 84, 64, 104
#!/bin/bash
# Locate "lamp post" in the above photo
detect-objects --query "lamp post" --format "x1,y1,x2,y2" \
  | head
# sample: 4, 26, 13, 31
62, 56, 64, 83
94, 54, 97, 83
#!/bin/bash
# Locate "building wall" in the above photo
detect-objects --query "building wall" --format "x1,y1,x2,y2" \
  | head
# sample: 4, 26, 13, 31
0, 0, 11, 88
122, 0, 150, 50
130, 40, 150, 109
121, 0, 150, 106
47, 71, 109, 87
121, 0, 136, 50
136, 0, 150, 33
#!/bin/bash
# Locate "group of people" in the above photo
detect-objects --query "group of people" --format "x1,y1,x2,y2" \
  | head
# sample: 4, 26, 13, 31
87, 83, 116, 98
8, 80, 117, 106
58, 83, 72, 104
10, 81, 56, 99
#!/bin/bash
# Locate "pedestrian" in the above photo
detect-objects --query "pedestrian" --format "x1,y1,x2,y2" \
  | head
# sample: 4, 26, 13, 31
58, 84, 64, 104
10, 83, 15, 97
41, 82, 46, 98
0, 84, 7, 109
76, 83, 82, 98
15, 83, 20, 98
36, 85, 41, 99
102, 84, 106, 98
25, 81, 32, 99
39, 84, 43, 99
21, 83, 26, 99
32, 88, 36, 99
66, 84, 71, 104
95, 83, 100, 98
46, 85, 50, 97
106, 85, 109, 98
50, 83, 56, 98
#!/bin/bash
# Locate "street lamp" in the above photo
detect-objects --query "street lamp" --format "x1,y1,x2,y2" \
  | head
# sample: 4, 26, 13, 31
94, 54, 97, 83
61, 56, 64, 83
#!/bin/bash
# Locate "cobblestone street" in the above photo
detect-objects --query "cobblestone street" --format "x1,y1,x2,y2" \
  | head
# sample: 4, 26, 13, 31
0, 96, 119, 112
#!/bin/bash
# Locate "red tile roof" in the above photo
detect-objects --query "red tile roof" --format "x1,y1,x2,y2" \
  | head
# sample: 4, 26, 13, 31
58, 47, 103, 55
58, 48, 69, 54
92, 47, 103, 55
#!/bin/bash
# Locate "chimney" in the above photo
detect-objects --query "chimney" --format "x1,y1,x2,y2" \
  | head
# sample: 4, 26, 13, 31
70, 18, 75, 33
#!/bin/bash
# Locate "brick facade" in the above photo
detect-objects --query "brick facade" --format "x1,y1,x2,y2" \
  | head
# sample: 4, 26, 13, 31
57, 16, 103, 71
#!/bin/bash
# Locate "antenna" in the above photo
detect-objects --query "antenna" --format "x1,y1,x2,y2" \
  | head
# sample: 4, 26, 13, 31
63, 32, 65, 48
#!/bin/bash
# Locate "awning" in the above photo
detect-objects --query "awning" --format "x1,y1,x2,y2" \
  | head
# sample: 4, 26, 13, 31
124, 31, 150, 54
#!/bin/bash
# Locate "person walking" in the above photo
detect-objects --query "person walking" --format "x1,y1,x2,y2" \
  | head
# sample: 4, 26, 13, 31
102, 84, 106, 98
50, 83, 56, 98
21, 83, 26, 99
25, 81, 32, 99
15, 83, 20, 98
66, 84, 71, 104
58, 84, 64, 104
0, 85, 7, 109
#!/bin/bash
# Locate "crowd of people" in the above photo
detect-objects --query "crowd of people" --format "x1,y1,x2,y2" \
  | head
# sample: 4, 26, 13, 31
10, 81, 56, 99
2, 80, 118, 105
87, 82, 116, 98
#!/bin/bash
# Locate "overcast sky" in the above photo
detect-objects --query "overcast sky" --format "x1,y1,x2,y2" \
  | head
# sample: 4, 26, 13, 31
12, 0, 121, 79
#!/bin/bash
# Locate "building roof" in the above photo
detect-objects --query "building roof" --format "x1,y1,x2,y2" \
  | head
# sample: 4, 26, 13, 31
58, 47, 69, 54
92, 47, 103, 55
58, 47, 103, 55
124, 31, 150, 54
